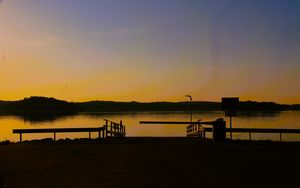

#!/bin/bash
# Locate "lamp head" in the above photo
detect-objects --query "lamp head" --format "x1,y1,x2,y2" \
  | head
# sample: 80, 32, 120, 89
185, 95, 192, 101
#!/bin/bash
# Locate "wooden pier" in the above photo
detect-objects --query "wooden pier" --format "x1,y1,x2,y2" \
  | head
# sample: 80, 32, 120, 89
13, 119, 126, 142
188, 126, 300, 142
141, 119, 300, 142
141, 119, 226, 142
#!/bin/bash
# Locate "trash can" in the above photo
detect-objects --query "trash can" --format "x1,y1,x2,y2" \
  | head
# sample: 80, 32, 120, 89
212, 118, 226, 142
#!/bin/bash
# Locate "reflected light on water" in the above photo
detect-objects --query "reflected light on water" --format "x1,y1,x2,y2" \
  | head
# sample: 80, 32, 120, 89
0, 111, 300, 141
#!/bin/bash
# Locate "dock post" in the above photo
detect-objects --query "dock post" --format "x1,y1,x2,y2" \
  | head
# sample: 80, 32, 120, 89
230, 116, 232, 140
105, 125, 108, 138
89, 132, 91, 139
199, 128, 203, 139
110, 122, 113, 137
98, 131, 101, 139
249, 132, 251, 141
120, 120, 123, 135
20, 133, 22, 142
280, 133, 282, 142
54, 132, 56, 141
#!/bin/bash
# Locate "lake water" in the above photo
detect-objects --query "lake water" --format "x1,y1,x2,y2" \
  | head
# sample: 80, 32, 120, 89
1, 111, 300, 142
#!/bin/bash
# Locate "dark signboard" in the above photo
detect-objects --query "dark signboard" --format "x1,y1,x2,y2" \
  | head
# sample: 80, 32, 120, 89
222, 97, 239, 110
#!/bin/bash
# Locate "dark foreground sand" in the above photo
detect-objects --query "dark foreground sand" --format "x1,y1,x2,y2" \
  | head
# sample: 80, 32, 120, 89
0, 137, 299, 188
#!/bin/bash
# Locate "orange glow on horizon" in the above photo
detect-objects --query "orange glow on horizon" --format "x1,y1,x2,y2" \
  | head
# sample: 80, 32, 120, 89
1, 1, 300, 104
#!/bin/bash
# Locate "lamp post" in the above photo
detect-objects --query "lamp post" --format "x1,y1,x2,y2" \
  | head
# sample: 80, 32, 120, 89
185, 95, 192, 123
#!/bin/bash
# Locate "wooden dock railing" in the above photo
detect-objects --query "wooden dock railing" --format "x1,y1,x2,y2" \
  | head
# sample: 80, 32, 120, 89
186, 122, 206, 138
141, 119, 226, 142
103, 119, 126, 138
194, 127, 300, 142
13, 119, 126, 142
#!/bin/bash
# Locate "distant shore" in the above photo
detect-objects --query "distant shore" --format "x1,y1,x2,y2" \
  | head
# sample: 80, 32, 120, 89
1, 96, 300, 114
2, 137, 300, 144
0, 137, 299, 188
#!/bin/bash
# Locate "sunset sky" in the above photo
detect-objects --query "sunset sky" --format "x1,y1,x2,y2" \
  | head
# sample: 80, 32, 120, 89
1, 0, 300, 103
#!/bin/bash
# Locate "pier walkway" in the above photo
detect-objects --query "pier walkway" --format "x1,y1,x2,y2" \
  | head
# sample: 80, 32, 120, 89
186, 123, 300, 141
13, 119, 126, 142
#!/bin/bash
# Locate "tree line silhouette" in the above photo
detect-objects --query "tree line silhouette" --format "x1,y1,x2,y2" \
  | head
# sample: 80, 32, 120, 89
0, 96, 79, 114
0, 96, 299, 114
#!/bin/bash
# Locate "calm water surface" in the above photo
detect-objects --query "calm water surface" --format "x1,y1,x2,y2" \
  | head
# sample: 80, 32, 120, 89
1, 111, 300, 141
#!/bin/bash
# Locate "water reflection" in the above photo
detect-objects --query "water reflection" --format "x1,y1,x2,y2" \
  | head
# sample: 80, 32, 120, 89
0, 110, 283, 124
0, 113, 78, 124
22, 113, 78, 124
237, 111, 281, 118
0, 111, 299, 141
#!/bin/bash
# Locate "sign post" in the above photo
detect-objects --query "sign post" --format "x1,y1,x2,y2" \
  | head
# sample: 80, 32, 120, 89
185, 95, 192, 123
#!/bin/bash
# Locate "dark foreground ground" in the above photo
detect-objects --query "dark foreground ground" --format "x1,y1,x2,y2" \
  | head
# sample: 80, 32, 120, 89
0, 137, 299, 188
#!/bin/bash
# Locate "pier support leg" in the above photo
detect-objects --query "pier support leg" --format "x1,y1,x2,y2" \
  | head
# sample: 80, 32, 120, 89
280, 133, 282, 142
105, 126, 108, 138
230, 116, 232, 140
89, 132, 91, 139
110, 123, 113, 137
249, 132, 251, 141
20, 133, 22, 142
54, 132, 56, 141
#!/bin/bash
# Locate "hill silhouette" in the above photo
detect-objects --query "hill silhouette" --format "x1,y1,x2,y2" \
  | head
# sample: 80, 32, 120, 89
0, 96, 299, 114
77, 100, 300, 112
0, 96, 80, 114
77, 101, 221, 112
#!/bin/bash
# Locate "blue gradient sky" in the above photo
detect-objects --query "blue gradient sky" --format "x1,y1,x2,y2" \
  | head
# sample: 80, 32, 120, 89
0, 0, 300, 103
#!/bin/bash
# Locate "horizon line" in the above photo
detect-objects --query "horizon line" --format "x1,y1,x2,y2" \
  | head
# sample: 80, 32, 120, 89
0, 96, 299, 105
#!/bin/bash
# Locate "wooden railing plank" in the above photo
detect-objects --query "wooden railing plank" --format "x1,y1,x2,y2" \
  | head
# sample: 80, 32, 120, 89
202, 128, 300, 134
13, 127, 105, 134
140, 121, 215, 125
13, 119, 126, 142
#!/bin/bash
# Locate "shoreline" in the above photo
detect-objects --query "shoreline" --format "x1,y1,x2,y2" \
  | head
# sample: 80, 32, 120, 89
2, 136, 300, 145
6, 135, 300, 143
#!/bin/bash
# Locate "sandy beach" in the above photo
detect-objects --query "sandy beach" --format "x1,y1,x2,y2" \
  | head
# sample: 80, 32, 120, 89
0, 138, 299, 188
